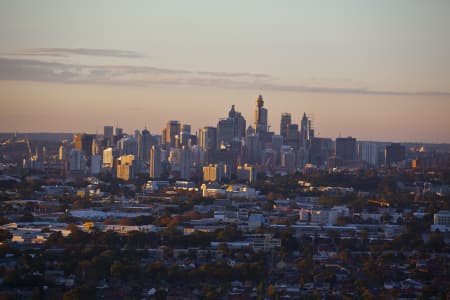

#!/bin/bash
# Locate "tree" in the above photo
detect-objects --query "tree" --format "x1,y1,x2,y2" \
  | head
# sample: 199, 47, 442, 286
0, 229, 12, 242
63, 285, 96, 300
110, 260, 125, 279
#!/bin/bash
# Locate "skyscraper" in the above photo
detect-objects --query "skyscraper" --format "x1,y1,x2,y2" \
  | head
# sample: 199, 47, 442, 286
286, 124, 300, 150
163, 120, 181, 149
309, 137, 333, 167
254, 95, 268, 134
180, 124, 192, 146
300, 113, 313, 147
180, 146, 192, 180
217, 118, 235, 148
149, 145, 161, 179
73, 133, 96, 159
104, 126, 114, 147
116, 155, 136, 181
69, 149, 85, 172
228, 105, 246, 139
359, 142, 378, 166
199, 127, 217, 152
217, 105, 246, 147
280, 113, 291, 143
336, 137, 357, 161
385, 143, 406, 166
140, 128, 154, 163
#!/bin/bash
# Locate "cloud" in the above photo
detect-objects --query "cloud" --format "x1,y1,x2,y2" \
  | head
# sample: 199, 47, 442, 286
8, 48, 145, 58
0, 57, 449, 97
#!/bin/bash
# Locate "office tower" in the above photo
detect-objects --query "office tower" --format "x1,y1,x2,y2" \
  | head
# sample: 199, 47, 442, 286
104, 126, 113, 147
254, 95, 268, 134
73, 133, 95, 158
262, 148, 275, 171
280, 113, 291, 143
286, 124, 300, 150
199, 126, 217, 164
199, 127, 217, 152
228, 105, 246, 139
300, 113, 313, 147
91, 138, 100, 156
104, 126, 113, 138
102, 147, 114, 169
385, 143, 406, 165
180, 124, 191, 146
203, 163, 230, 182
217, 118, 235, 147
140, 128, 154, 163
180, 146, 192, 180
163, 120, 181, 148
336, 137, 357, 160
116, 155, 136, 181
296, 147, 308, 169
310, 137, 333, 167
150, 145, 161, 179
280, 146, 296, 174
359, 142, 378, 166
115, 127, 123, 137
237, 164, 257, 184
190, 145, 204, 166
58, 145, 67, 161
82, 134, 96, 158
73, 134, 82, 151
217, 105, 247, 148
244, 134, 262, 164
181, 124, 191, 134
90, 154, 102, 175
69, 149, 85, 172
271, 134, 283, 165
117, 136, 137, 156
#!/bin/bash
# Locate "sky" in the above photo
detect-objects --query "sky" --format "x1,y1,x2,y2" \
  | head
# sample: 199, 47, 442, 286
0, 0, 449, 143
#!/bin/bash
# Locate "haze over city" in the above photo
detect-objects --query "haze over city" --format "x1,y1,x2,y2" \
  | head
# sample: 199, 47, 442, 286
1, 1, 449, 143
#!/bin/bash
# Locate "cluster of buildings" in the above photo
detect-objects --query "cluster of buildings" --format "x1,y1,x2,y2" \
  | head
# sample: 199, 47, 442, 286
21, 95, 448, 181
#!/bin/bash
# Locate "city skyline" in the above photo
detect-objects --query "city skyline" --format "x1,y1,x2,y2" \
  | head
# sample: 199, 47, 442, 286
1, 1, 450, 143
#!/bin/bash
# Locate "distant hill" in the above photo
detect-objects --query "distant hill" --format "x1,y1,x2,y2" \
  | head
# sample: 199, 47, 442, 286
0, 133, 74, 142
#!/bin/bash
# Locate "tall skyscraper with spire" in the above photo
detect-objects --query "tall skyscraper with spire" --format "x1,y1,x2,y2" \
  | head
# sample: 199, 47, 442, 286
254, 95, 268, 134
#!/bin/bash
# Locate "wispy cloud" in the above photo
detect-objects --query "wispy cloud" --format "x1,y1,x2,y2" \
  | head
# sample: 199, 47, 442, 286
7, 48, 145, 58
0, 57, 448, 97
